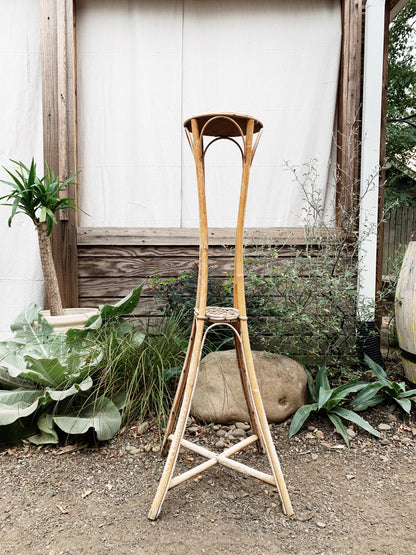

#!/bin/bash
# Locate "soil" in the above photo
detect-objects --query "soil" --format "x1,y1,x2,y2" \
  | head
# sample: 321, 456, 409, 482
1, 404, 416, 555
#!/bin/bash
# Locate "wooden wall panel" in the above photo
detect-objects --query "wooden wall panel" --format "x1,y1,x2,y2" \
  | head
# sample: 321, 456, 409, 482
77, 227, 352, 319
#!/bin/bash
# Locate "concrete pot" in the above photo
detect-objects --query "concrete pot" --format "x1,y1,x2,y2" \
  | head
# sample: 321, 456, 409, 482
40, 307, 98, 334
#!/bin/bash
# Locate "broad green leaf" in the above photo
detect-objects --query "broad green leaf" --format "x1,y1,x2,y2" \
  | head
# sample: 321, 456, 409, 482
350, 382, 384, 410
353, 394, 385, 411
0, 389, 41, 425
0, 367, 33, 389
364, 355, 387, 380
111, 392, 127, 410
304, 367, 316, 402
331, 380, 368, 400
53, 397, 121, 441
289, 403, 319, 437
0, 417, 38, 444
22, 356, 68, 387
9, 303, 55, 352
401, 388, 416, 398
394, 397, 412, 414
326, 381, 368, 410
43, 376, 93, 403
318, 387, 332, 410
28, 414, 58, 445
315, 366, 330, 394
93, 285, 144, 326
327, 412, 350, 447
331, 407, 381, 438
164, 366, 182, 382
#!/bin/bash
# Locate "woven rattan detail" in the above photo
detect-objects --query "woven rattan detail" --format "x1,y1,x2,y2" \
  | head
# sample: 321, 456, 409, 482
195, 306, 242, 322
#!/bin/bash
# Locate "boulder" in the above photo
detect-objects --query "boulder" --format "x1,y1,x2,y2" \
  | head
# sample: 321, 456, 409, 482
191, 349, 308, 424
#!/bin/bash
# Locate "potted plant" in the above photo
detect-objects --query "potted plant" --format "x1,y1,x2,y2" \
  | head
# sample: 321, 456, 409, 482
0, 158, 96, 331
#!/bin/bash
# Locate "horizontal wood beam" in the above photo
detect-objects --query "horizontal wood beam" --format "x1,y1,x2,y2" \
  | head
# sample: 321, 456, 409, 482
77, 227, 352, 247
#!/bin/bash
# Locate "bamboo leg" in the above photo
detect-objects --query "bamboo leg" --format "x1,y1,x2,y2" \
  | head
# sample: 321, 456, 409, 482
148, 319, 205, 521
233, 323, 264, 453
161, 317, 197, 455
239, 319, 294, 516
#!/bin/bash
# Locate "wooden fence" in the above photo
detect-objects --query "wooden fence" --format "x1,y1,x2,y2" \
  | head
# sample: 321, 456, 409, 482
383, 205, 416, 274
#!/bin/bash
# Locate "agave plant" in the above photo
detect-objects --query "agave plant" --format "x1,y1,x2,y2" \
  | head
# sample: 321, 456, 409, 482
350, 355, 416, 414
0, 304, 122, 444
289, 366, 381, 447
0, 159, 79, 316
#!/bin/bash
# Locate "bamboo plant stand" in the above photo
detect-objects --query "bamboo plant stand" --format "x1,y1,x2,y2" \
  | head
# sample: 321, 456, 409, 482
148, 113, 293, 520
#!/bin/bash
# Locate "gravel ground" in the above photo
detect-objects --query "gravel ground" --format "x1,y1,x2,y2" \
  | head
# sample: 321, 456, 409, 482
1, 406, 416, 555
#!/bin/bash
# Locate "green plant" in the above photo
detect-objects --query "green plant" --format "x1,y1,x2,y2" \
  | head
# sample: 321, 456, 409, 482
351, 355, 416, 414
152, 269, 234, 353
0, 159, 79, 316
385, 0, 416, 209
68, 286, 187, 425
0, 304, 121, 445
289, 366, 381, 447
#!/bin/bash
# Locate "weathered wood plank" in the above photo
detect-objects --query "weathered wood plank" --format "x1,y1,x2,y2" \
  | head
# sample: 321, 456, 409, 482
77, 256, 235, 278
40, 0, 78, 307
77, 227, 344, 247
337, 0, 363, 224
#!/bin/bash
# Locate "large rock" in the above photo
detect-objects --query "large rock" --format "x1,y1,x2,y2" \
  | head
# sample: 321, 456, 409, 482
191, 349, 308, 424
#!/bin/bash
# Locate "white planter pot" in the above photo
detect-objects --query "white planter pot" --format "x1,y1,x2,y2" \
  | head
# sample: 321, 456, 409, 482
41, 307, 98, 334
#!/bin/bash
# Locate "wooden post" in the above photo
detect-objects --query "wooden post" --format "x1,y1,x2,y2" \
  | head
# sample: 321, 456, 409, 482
40, 0, 78, 308
337, 0, 363, 225
375, 0, 391, 329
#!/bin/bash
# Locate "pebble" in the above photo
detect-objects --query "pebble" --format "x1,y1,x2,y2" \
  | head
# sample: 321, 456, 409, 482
125, 446, 140, 455
307, 425, 316, 432
311, 453, 318, 461
315, 430, 324, 440
136, 422, 149, 435
345, 474, 355, 480
188, 426, 199, 434
216, 429, 226, 437
236, 422, 251, 431
215, 440, 226, 449
316, 521, 326, 528
232, 429, 247, 438
346, 428, 356, 439
305, 433, 315, 440
378, 423, 391, 431
380, 439, 390, 446
387, 414, 397, 423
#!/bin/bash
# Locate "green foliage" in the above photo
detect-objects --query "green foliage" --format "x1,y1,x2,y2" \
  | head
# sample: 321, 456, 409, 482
289, 367, 381, 447
385, 1, 416, 209
152, 269, 234, 353
0, 304, 120, 444
0, 159, 79, 235
351, 355, 416, 414
154, 238, 368, 374
68, 285, 187, 425
0, 285, 187, 444
244, 240, 365, 371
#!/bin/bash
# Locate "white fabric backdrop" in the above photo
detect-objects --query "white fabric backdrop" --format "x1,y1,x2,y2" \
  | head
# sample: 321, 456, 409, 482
77, 0, 341, 229
0, 1, 44, 340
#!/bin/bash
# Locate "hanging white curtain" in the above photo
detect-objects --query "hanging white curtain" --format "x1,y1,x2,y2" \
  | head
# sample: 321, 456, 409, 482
0, 0, 44, 340
76, 0, 341, 228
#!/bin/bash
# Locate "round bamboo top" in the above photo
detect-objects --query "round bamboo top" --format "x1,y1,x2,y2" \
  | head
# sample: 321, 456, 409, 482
184, 113, 263, 137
